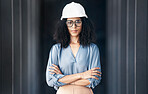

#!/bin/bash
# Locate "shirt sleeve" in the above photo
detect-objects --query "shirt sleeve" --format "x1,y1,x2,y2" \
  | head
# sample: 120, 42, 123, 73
86, 44, 102, 88
46, 44, 67, 90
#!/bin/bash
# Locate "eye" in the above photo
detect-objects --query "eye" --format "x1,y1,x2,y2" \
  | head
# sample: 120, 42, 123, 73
66, 21, 73, 25
76, 20, 82, 24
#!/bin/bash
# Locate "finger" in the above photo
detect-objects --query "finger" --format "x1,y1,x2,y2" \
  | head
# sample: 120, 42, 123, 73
90, 76, 99, 80
50, 66, 60, 73
50, 65, 59, 70
51, 65, 62, 74
48, 69, 56, 72
50, 66, 57, 70
91, 67, 100, 70
49, 69, 59, 73
48, 69, 54, 72
50, 72, 59, 74
91, 73, 101, 77
92, 70, 102, 74
51, 65, 60, 71
50, 72, 55, 74
52, 64, 59, 69
49, 69, 58, 74
49, 66, 62, 75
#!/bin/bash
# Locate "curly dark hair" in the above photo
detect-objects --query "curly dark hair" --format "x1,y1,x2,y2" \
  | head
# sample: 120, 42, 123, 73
53, 17, 96, 48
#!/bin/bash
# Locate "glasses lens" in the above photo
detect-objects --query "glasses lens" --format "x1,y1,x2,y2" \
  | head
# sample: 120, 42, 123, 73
66, 20, 82, 27
75, 20, 82, 26
66, 21, 73, 27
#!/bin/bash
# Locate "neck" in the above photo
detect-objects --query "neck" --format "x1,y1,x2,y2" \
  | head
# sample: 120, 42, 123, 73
70, 36, 79, 44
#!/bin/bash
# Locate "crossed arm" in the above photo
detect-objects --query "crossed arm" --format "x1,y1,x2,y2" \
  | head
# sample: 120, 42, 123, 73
49, 64, 101, 86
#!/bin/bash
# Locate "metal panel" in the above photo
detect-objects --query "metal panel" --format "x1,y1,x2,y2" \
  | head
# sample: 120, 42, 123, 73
13, 0, 22, 93
0, 0, 41, 94
106, 0, 148, 94
136, 0, 147, 94
126, 0, 136, 94
0, 0, 12, 94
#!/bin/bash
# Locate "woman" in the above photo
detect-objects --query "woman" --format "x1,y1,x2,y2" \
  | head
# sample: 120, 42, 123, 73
46, 2, 102, 94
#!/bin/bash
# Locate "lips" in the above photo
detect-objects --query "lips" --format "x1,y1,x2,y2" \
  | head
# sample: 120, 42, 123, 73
71, 30, 78, 33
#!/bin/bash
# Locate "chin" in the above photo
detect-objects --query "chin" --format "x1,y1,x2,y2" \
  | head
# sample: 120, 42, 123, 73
70, 34, 79, 37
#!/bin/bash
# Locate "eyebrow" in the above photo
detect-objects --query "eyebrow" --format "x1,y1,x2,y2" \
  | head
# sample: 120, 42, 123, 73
67, 19, 81, 21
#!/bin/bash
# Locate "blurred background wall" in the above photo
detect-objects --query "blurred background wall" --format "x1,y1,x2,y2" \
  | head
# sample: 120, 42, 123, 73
106, 0, 148, 94
0, 0, 147, 94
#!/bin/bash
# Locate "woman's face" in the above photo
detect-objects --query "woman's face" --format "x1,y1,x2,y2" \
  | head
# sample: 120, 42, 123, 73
66, 17, 82, 37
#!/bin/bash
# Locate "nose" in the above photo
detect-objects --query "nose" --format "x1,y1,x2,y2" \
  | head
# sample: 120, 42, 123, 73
71, 23, 77, 28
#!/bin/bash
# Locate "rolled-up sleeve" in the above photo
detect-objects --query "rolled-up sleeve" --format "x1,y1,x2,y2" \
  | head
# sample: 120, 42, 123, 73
86, 44, 102, 88
46, 44, 67, 90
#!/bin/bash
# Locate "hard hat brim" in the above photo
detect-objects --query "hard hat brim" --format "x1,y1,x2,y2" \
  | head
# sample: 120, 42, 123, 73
60, 15, 88, 20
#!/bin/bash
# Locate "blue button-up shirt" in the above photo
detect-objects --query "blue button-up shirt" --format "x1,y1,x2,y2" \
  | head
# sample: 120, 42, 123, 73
46, 43, 101, 90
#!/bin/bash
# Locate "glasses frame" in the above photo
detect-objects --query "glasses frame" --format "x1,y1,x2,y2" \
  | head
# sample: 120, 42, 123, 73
66, 20, 82, 27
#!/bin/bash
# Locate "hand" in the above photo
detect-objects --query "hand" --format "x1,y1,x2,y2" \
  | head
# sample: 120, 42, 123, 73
80, 67, 101, 80
49, 64, 62, 74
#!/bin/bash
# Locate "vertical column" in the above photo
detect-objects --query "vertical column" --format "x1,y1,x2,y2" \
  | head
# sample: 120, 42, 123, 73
0, 0, 41, 94
126, 0, 136, 94
136, 0, 147, 94
13, 0, 22, 93
106, 0, 148, 94
0, 0, 13, 94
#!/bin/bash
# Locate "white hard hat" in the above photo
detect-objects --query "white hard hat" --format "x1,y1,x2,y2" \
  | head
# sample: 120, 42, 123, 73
61, 2, 88, 20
